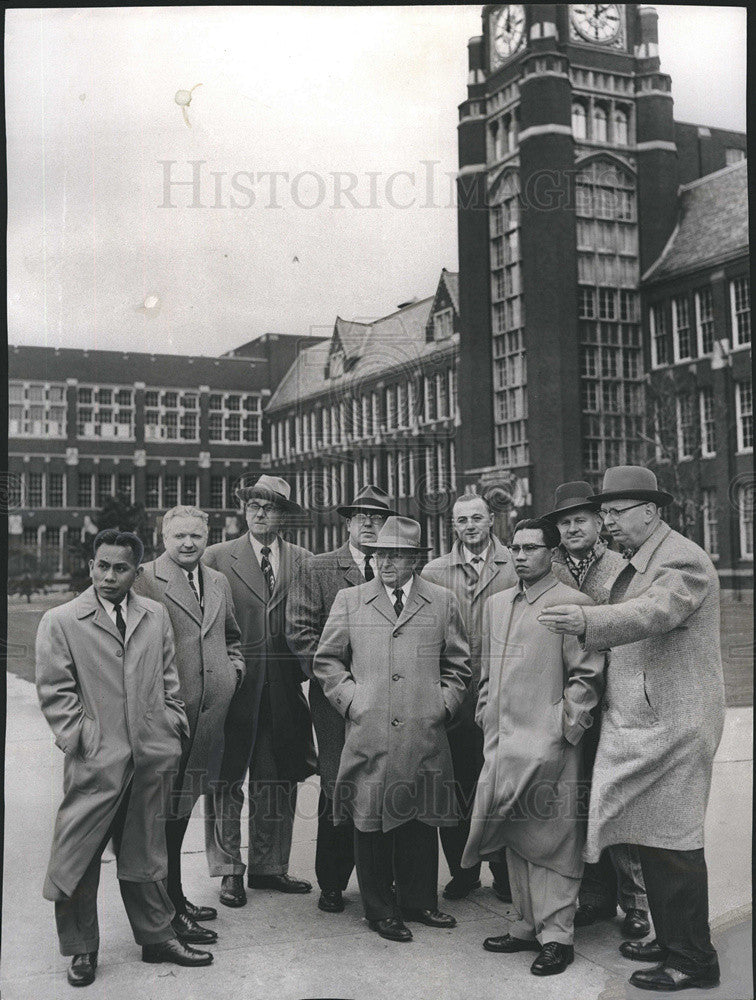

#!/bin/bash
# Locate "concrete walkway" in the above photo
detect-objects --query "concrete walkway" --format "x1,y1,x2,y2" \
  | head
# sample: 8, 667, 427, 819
2, 671, 752, 1000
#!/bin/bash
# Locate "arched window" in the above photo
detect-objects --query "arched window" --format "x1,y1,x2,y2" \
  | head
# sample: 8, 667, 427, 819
613, 108, 629, 146
572, 102, 587, 140
504, 113, 515, 154
592, 105, 608, 142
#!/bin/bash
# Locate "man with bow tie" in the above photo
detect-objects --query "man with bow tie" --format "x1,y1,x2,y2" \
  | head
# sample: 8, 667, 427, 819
203, 475, 315, 908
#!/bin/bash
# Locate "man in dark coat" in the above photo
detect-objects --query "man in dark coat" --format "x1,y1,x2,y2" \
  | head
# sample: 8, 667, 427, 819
36, 529, 213, 988
286, 485, 397, 914
203, 475, 315, 908
134, 505, 245, 945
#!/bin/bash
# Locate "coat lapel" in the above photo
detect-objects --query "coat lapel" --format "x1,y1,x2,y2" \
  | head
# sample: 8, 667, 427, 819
230, 534, 268, 604
269, 539, 298, 612
75, 586, 122, 643
200, 566, 222, 635
336, 543, 365, 587
124, 593, 148, 645
364, 577, 397, 626
156, 552, 203, 627
394, 576, 431, 629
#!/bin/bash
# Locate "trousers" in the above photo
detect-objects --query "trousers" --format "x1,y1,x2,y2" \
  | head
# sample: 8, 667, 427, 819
315, 788, 354, 892
507, 846, 581, 947
354, 820, 438, 922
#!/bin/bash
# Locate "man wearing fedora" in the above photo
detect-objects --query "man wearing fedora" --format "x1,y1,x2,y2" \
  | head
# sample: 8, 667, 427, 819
286, 485, 397, 915
545, 482, 649, 940
421, 489, 517, 902
540, 466, 726, 992
313, 516, 471, 943
203, 475, 316, 907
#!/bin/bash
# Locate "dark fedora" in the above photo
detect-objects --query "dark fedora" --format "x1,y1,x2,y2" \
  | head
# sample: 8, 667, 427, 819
336, 484, 397, 519
543, 481, 600, 522
362, 516, 431, 552
235, 474, 301, 513
590, 466, 674, 507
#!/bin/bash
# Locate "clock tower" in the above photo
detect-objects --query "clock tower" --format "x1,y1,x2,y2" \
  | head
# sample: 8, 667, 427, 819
456, 4, 678, 511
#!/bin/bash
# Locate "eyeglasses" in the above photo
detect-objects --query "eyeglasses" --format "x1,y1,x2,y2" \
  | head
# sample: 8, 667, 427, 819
246, 502, 279, 515
509, 544, 549, 554
599, 502, 647, 520
352, 512, 386, 524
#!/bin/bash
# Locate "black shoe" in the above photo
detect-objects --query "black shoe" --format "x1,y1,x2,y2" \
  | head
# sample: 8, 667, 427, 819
402, 908, 457, 928
220, 874, 247, 907
443, 875, 481, 900
622, 908, 651, 939
318, 889, 345, 913
492, 880, 512, 903
171, 911, 218, 945
620, 939, 669, 963
574, 902, 617, 927
184, 899, 217, 922
142, 938, 213, 967
629, 961, 720, 992
531, 942, 575, 976
483, 933, 540, 954
67, 952, 97, 987
368, 917, 413, 942
248, 873, 312, 894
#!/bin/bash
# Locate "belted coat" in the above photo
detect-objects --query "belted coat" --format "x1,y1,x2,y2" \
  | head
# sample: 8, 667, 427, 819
313, 575, 471, 833
36, 587, 189, 900
133, 553, 245, 816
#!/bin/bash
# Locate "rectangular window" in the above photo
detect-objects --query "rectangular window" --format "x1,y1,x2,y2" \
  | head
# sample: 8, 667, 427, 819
397, 451, 407, 498
699, 387, 716, 457
9, 382, 68, 437
182, 475, 198, 507
672, 296, 692, 361
145, 474, 161, 509
77, 473, 93, 507
424, 376, 437, 422
695, 287, 715, 356
210, 475, 226, 509
116, 473, 133, 502
371, 392, 380, 433
436, 372, 449, 419
730, 276, 751, 347
583, 440, 601, 472
45, 526, 61, 550
23, 526, 38, 547
433, 308, 454, 340
598, 288, 616, 320
77, 385, 134, 439
735, 379, 753, 451
163, 475, 179, 508
582, 381, 598, 411
385, 386, 396, 429
95, 473, 113, 507
676, 394, 696, 458
650, 303, 668, 367
701, 489, 719, 559
48, 472, 65, 508
208, 525, 224, 545
739, 485, 754, 559
27, 472, 44, 507
578, 289, 596, 322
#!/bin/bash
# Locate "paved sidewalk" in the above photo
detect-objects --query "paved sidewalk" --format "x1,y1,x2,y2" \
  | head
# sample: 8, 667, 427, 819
2, 672, 752, 1000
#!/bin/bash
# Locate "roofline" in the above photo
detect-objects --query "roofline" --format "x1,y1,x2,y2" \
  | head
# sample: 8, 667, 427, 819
641, 219, 680, 282
8, 344, 266, 364
642, 247, 749, 287
678, 158, 748, 194
674, 119, 747, 138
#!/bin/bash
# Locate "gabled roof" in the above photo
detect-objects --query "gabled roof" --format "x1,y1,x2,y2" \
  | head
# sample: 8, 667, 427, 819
642, 160, 749, 284
440, 269, 459, 314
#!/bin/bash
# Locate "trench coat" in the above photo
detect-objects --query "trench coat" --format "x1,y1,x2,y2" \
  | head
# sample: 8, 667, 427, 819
313, 574, 471, 833
462, 574, 604, 879
286, 543, 364, 796
203, 533, 316, 784
581, 521, 725, 861
36, 587, 189, 900
133, 553, 245, 816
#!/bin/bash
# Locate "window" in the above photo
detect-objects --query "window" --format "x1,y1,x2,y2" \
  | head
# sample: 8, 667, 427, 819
598, 288, 616, 320
672, 296, 692, 361
676, 394, 696, 458
77, 473, 93, 507
27, 472, 44, 507
163, 475, 179, 508
207, 393, 262, 444
701, 490, 719, 559
583, 440, 600, 472
95, 473, 114, 507
695, 287, 715, 356
362, 395, 372, 436
424, 376, 437, 422
726, 147, 746, 165
115, 473, 133, 503
578, 287, 596, 319
582, 381, 598, 411
396, 382, 407, 428
9, 382, 67, 437
48, 473, 65, 508
182, 475, 198, 506
385, 386, 397, 429
735, 380, 753, 451
436, 372, 449, 419
650, 303, 669, 367
208, 525, 224, 545
572, 102, 587, 140
592, 104, 608, 142
738, 486, 753, 559
23, 527, 38, 548
699, 387, 716, 456
613, 108, 629, 145
146, 474, 161, 509
45, 526, 61, 550
433, 308, 454, 340
210, 475, 226, 509
371, 392, 380, 434
730, 276, 751, 346
77, 385, 134, 439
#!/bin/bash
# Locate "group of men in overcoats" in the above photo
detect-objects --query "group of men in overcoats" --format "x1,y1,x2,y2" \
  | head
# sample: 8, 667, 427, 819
36, 464, 726, 992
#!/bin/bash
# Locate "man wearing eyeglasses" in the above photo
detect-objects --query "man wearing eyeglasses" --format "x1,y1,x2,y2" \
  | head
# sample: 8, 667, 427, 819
203, 475, 315, 908
421, 489, 517, 902
286, 485, 398, 915
539, 467, 725, 993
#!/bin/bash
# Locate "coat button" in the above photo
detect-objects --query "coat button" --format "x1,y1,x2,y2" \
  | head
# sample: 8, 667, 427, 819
392, 674, 400, 681
115, 650, 123, 658
392, 718, 400, 727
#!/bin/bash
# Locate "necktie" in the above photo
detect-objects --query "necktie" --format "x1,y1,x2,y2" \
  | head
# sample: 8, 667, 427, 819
261, 546, 275, 594
363, 553, 374, 581
113, 602, 126, 642
469, 556, 483, 579
187, 569, 202, 609
393, 588, 404, 618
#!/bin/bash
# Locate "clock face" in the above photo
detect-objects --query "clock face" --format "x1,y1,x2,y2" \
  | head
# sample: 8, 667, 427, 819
570, 4, 622, 44
492, 5, 525, 61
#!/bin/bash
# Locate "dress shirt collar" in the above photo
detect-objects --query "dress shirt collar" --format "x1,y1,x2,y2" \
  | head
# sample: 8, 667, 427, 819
383, 575, 414, 606
462, 542, 490, 565
98, 591, 129, 624
349, 542, 372, 577
517, 570, 558, 605
249, 532, 280, 572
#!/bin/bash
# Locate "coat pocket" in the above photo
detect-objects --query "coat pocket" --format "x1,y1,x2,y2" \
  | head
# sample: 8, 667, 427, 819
79, 713, 99, 759
641, 671, 659, 722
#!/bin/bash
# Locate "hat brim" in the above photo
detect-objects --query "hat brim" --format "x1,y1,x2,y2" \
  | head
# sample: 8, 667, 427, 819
542, 500, 600, 522
589, 489, 674, 508
336, 504, 399, 518
235, 488, 302, 513
362, 540, 432, 551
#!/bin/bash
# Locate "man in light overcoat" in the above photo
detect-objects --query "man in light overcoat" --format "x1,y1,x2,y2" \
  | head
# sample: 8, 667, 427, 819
540, 466, 726, 993
286, 485, 397, 914
314, 516, 471, 943
134, 505, 245, 945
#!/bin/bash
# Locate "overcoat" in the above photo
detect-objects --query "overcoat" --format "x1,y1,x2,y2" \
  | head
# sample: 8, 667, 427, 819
462, 574, 604, 879
35, 587, 189, 900
134, 552, 245, 816
203, 533, 316, 783
421, 535, 517, 729
313, 575, 471, 833
551, 538, 626, 605
285, 543, 364, 795
581, 521, 725, 861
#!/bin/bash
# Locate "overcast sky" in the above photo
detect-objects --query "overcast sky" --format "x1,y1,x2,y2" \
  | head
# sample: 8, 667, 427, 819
5, 5, 748, 356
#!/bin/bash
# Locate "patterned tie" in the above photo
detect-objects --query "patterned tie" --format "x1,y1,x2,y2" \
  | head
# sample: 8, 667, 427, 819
393, 588, 404, 618
260, 546, 275, 594
113, 601, 126, 642
187, 569, 202, 611
363, 553, 374, 581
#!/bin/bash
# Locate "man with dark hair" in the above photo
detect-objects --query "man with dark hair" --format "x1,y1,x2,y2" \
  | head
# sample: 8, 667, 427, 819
421, 489, 517, 901
463, 518, 604, 976
36, 529, 213, 988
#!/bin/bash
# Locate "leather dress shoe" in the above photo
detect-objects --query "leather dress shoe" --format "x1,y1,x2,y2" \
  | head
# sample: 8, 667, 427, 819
402, 908, 456, 928
492, 880, 512, 903
483, 933, 540, 954
67, 952, 97, 987
574, 902, 617, 927
531, 942, 575, 976
629, 960, 720, 992
620, 939, 669, 963
142, 938, 213, 966
368, 916, 413, 942
184, 899, 217, 922
219, 874, 247, 908
622, 908, 651, 938
171, 911, 218, 945
443, 875, 481, 900
248, 873, 312, 894
318, 889, 345, 913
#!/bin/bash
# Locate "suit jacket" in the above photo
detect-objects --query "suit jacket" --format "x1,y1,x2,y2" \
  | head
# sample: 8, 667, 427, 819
286, 542, 365, 795
203, 533, 316, 783
36, 587, 189, 899
313, 575, 471, 832
134, 553, 245, 815
421, 535, 517, 728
